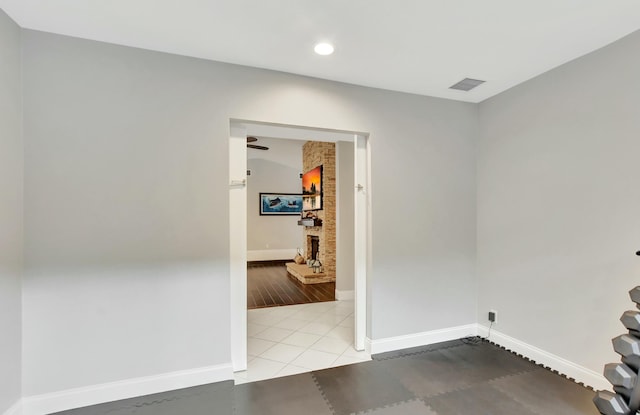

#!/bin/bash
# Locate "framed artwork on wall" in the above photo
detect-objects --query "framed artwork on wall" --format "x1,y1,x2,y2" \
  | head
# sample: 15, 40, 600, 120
259, 193, 304, 215
302, 165, 322, 211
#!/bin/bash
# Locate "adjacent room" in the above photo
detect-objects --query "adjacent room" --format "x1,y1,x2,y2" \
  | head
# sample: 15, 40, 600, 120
242, 135, 365, 383
1, 2, 640, 415
246, 137, 339, 309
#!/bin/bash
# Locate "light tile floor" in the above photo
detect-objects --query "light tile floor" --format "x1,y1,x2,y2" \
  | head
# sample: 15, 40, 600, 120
235, 299, 371, 384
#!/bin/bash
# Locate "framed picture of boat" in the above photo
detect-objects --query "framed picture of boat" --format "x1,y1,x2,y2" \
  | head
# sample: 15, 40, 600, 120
259, 193, 304, 215
302, 165, 322, 211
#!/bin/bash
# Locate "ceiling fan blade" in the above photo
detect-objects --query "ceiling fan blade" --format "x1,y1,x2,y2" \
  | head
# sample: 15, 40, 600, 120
247, 144, 269, 150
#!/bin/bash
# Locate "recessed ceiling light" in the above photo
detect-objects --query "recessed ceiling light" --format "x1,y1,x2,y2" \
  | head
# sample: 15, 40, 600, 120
314, 43, 334, 56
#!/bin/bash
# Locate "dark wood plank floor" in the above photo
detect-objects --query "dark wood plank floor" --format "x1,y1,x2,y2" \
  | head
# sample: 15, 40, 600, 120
247, 261, 335, 309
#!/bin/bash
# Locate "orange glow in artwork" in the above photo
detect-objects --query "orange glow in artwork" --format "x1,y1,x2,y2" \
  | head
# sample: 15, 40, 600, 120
302, 166, 322, 195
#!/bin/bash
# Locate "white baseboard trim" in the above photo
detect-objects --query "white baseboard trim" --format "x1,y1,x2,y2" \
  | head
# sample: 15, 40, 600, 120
367, 324, 478, 355
335, 290, 354, 300
477, 325, 608, 390
21, 363, 233, 415
3, 400, 22, 415
247, 249, 296, 262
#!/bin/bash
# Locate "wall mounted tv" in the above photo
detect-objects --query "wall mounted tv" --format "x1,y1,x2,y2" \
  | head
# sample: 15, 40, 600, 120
302, 165, 322, 211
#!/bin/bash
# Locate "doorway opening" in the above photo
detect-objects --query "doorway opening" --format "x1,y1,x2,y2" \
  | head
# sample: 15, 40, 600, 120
230, 120, 371, 382
246, 137, 335, 309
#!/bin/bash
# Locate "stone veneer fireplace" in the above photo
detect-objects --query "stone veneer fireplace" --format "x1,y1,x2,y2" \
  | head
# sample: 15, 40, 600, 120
286, 141, 336, 284
301, 141, 336, 282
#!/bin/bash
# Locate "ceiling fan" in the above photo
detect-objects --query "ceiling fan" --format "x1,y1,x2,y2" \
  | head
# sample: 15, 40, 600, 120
247, 136, 269, 151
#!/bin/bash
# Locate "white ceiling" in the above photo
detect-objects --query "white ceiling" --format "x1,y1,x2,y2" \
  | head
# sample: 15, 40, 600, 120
2, 0, 640, 103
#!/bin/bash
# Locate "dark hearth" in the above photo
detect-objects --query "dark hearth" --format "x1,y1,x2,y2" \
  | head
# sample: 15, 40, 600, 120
308, 236, 320, 261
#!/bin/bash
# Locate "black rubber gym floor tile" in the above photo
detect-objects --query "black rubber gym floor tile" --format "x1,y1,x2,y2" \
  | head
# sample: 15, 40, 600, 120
377, 348, 479, 398
490, 368, 600, 415
354, 399, 437, 415
424, 383, 540, 415
437, 342, 540, 379
48, 339, 602, 415
373, 339, 466, 361
312, 360, 416, 415
378, 341, 538, 398
233, 372, 333, 415
51, 381, 234, 415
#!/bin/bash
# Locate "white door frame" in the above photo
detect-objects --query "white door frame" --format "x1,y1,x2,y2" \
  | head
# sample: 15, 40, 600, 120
353, 134, 369, 351
229, 120, 371, 372
229, 124, 248, 371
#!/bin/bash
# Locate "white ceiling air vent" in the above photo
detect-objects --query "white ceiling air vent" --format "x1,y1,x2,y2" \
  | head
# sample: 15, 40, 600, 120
449, 78, 485, 91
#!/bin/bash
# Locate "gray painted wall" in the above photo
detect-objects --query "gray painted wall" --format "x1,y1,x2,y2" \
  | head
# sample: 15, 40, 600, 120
21, 29, 477, 395
247, 138, 303, 254
0, 9, 22, 413
478, 29, 640, 375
